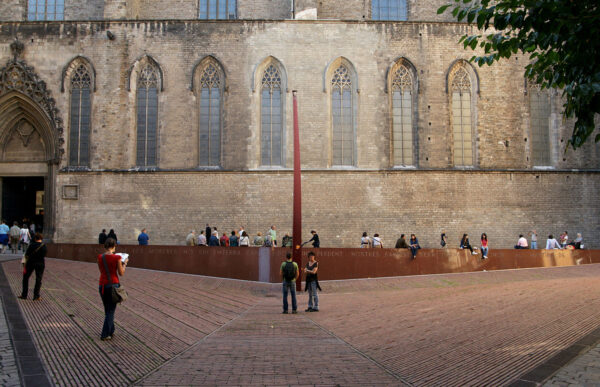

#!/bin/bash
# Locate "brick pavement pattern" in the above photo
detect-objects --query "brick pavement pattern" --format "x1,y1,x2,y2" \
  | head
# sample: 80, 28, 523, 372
0, 296, 20, 387
3, 259, 600, 386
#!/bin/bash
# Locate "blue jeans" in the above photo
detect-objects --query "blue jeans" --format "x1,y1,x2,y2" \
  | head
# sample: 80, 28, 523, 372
282, 281, 297, 312
410, 245, 420, 258
99, 284, 119, 339
307, 281, 319, 310
481, 247, 488, 257
531, 241, 537, 249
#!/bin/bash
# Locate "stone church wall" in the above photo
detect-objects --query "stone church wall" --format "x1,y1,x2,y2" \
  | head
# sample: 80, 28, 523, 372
0, 19, 597, 247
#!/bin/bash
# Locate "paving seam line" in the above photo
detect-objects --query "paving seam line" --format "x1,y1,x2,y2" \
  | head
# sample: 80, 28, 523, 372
512, 322, 600, 386
132, 296, 266, 386
0, 261, 53, 387
303, 314, 415, 386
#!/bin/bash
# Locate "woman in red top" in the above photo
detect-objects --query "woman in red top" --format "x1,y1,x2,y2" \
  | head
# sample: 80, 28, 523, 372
481, 233, 489, 259
97, 238, 126, 341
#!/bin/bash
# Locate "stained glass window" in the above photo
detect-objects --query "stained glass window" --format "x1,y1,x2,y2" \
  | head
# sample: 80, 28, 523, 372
69, 64, 91, 166
136, 65, 159, 167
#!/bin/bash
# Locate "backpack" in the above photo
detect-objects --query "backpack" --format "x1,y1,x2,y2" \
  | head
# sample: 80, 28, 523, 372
282, 261, 296, 281
263, 237, 272, 247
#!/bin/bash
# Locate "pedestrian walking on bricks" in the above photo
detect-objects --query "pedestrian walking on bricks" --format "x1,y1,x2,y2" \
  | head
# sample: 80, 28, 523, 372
97, 238, 126, 340
409, 234, 421, 259
18, 233, 46, 301
302, 230, 320, 248
280, 252, 298, 314
460, 234, 478, 255
0, 219, 9, 254
19, 224, 31, 253
304, 251, 321, 312
530, 230, 538, 249
481, 233, 489, 259
10, 221, 21, 253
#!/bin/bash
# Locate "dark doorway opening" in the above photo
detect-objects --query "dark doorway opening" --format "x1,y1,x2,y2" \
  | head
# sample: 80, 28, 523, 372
2, 177, 44, 232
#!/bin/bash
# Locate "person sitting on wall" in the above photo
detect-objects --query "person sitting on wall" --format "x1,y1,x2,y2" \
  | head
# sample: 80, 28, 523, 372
545, 235, 562, 249
395, 234, 409, 249
514, 234, 529, 249
208, 231, 220, 246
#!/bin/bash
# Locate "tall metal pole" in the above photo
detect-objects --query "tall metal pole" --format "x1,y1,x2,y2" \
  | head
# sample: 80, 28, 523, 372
292, 91, 302, 291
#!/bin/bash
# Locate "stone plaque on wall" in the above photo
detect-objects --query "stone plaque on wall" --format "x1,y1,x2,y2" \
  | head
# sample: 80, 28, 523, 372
62, 184, 79, 200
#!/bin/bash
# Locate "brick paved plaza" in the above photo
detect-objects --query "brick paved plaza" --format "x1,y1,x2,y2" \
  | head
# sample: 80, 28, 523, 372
2, 258, 600, 386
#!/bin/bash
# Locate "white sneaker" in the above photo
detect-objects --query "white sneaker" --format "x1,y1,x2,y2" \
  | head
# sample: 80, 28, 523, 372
472, 252, 478, 255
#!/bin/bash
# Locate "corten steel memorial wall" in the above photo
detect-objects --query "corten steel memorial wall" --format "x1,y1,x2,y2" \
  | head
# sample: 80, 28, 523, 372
47, 244, 600, 283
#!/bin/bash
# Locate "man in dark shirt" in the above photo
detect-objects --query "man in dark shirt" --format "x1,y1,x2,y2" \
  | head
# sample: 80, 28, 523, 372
99, 229, 107, 245
138, 228, 150, 245
19, 233, 47, 300
395, 234, 409, 249
302, 230, 320, 248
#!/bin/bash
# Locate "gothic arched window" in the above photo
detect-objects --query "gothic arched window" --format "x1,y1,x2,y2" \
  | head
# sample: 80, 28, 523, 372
198, 63, 222, 166
28, 0, 64, 20
199, 0, 237, 19
529, 85, 552, 166
69, 64, 92, 167
372, 0, 407, 21
391, 63, 414, 166
136, 65, 159, 167
261, 64, 284, 166
331, 65, 355, 166
450, 65, 474, 166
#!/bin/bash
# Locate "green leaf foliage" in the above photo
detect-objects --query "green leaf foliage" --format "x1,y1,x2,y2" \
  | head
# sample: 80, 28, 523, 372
438, 0, 600, 150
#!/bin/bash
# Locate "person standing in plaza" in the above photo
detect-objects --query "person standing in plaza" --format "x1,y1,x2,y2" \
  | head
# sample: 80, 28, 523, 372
9, 221, 21, 253
409, 234, 421, 259
361, 232, 371, 248
440, 229, 447, 248
208, 231, 220, 246
107, 229, 118, 244
18, 233, 46, 300
280, 252, 298, 314
268, 225, 277, 247
97, 238, 126, 341
239, 231, 250, 247
137, 228, 149, 245
304, 251, 321, 312
0, 220, 9, 253
481, 233, 489, 259
460, 234, 478, 255
302, 230, 320, 248
186, 230, 197, 246
219, 232, 229, 246
229, 231, 239, 247
205, 224, 211, 240
19, 224, 31, 253
530, 230, 538, 249
197, 230, 207, 246
98, 229, 108, 245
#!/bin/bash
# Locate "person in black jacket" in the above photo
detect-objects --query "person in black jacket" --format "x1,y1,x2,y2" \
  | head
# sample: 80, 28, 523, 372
304, 251, 321, 312
98, 229, 108, 245
19, 233, 47, 300
302, 230, 320, 248
107, 229, 118, 243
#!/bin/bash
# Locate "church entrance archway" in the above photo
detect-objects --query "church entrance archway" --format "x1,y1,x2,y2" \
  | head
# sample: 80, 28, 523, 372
1, 176, 45, 232
0, 50, 65, 241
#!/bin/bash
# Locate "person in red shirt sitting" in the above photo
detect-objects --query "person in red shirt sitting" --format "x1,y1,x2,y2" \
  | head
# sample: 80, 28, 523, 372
97, 238, 126, 341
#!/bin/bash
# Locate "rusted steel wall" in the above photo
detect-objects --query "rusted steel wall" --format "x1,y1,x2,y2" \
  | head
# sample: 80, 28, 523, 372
47, 244, 261, 281
47, 244, 600, 283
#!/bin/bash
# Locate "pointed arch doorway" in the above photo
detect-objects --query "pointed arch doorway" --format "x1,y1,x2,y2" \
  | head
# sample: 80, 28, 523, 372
0, 58, 64, 241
